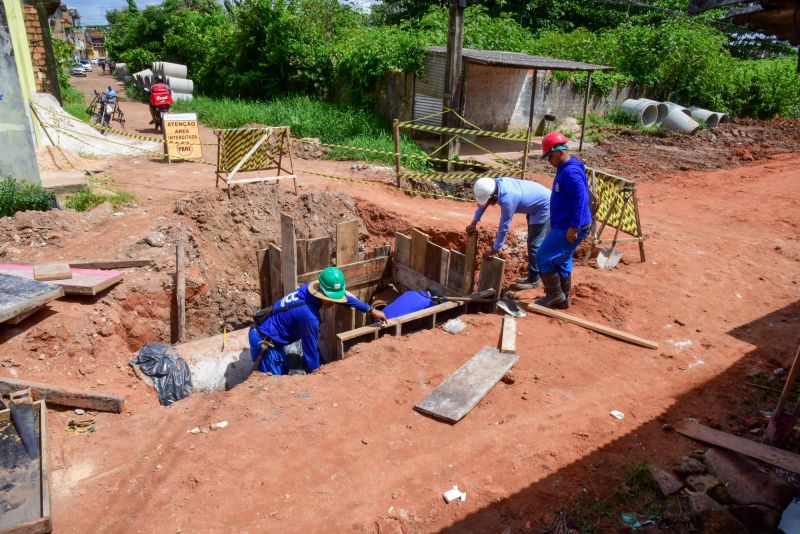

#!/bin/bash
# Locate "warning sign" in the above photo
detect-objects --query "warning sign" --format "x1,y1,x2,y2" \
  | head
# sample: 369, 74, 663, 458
163, 113, 202, 160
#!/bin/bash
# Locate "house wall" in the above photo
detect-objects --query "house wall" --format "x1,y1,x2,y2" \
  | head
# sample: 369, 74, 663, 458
377, 71, 414, 123
23, 0, 60, 99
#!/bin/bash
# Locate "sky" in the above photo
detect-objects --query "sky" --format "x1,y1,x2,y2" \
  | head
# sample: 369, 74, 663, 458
72, 0, 378, 25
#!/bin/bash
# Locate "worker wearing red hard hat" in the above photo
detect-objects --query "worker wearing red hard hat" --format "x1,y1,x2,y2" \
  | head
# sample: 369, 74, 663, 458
535, 131, 592, 308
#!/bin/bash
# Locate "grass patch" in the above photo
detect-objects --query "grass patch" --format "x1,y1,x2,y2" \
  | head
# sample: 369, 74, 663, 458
582, 109, 667, 141
61, 82, 90, 122
124, 82, 149, 103
173, 95, 430, 171
64, 186, 135, 212
0, 177, 56, 217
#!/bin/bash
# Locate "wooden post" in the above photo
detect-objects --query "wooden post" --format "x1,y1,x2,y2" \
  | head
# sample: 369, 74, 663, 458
579, 70, 593, 152
442, 0, 465, 169
176, 242, 185, 343
256, 249, 269, 308
632, 186, 647, 262
336, 220, 359, 266
393, 118, 401, 187
463, 231, 478, 295
522, 69, 537, 174
280, 213, 297, 294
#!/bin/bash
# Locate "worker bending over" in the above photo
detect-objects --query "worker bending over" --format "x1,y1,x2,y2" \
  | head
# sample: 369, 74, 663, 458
249, 266, 387, 375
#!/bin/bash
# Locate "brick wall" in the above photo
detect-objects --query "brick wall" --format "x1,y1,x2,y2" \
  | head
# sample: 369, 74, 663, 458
22, 1, 61, 102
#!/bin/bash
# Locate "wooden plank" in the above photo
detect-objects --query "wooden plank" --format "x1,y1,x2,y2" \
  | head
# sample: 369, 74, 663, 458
501, 316, 517, 354
0, 265, 123, 296
305, 237, 332, 273
410, 229, 429, 273
0, 378, 124, 413
0, 274, 64, 324
39, 401, 50, 527
463, 232, 478, 295
477, 256, 505, 298
0, 517, 52, 534
280, 213, 297, 294
394, 232, 411, 266
267, 245, 282, 304
424, 241, 446, 283
298, 256, 389, 288
333, 305, 355, 337
336, 220, 359, 266
446, 250, 465, 293
675, 421, 800, 475
439, 249, 450, 287
32, 264, 71, 281
66, 259, 151, 270
176, 243, 186, 343
295, 239, 308, 275
415, 346, 519, 423
526, 303, 659, 349
256, 249, 269, 308
393, 262, 456, 297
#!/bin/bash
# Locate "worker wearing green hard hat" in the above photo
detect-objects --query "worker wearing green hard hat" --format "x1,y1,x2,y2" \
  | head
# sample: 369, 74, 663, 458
248, 266, 388, 375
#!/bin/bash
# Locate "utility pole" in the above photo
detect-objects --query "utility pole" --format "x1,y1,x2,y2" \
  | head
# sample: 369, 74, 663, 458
441, 0, 466, 171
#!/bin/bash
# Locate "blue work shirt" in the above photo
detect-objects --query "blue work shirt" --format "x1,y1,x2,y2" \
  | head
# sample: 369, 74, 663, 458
254, 283, 370, 373
550, 157, 592, 231
473, 177, 551, 251
382, 291, 434, 320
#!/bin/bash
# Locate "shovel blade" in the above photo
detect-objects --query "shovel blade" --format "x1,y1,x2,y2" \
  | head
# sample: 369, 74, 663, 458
597, 248, 623, 269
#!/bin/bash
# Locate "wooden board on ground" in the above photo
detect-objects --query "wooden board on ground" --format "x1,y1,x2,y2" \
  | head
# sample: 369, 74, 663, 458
0, 264, 123, 296
0, 274, 64, 324
477, 256, 505, 299
527, 302, 659, 349
336, 220, 359, 266
501, 316, 517, 354
280, 214, 297, 294
410, 229, 429, 273
0, 400, 51, 534
676, 421, 800, 475
32, 264, 71, 281
66, 259, 151, 270
0, 377, 124, 413
415, 346, 519, 423
394, 232, 411, 266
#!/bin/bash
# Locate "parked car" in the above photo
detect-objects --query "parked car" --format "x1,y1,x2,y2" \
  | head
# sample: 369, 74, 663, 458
69, 64, 86, 76
90, 58, 99, 64
79, 59, 92, 72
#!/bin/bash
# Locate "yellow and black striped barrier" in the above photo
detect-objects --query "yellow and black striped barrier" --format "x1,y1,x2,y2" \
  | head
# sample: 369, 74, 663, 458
398, 170, 513, 181
396, 122, 530, 142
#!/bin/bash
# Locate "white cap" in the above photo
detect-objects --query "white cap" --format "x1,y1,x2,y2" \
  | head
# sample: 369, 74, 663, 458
473, 178, 496, 207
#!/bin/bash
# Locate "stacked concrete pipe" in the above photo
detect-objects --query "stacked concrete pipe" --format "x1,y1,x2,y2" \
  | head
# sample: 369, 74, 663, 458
620, 99, 659, 127
132, 69, 153, 89
688, 106, 727, 127
150, 61, 194, 101
661, 106, 700, 134
637, 98, 669, 123
115, 63, 127, 81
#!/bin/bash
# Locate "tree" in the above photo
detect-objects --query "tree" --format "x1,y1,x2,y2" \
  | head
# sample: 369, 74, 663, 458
127, 0, 138, 12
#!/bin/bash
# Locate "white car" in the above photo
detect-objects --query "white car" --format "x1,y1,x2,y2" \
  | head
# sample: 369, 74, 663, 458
69, 63, 86, 76
79, 59, 93, 72
90, 58, 99, 64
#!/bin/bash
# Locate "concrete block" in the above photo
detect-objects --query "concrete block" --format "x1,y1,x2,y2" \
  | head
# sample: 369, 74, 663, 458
649, 465, 683, 496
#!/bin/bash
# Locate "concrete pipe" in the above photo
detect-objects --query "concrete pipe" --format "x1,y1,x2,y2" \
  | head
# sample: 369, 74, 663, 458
161, 62, 188, 79
172, 92, 194, 102
688, 106, 721, 128
663, 101, 692, 117
167, 77, 194, 94
661, 107, 700, 134
717, 113, 730, 124
152, 61, 163, 76
133, 69, 152, 89
620, 99, 659, 127
115, 64, 127, 81
637, 98, 669, 123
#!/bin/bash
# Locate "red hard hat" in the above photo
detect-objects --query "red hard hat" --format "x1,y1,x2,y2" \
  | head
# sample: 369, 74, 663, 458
541, 131, 569, 159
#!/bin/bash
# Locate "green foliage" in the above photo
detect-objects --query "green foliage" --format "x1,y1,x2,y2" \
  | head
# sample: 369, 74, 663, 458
124, 82, 148, 103
172, 95, 429, 170
0, 177, 56, 217
64, 187, 135, 212
51, 38, 74, 87
117, 47, 157, 73
61, 82, 90, 122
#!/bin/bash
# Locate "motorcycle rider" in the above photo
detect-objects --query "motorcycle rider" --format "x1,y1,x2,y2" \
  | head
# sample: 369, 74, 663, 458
102, 86, 117, 105
148, 75, 172, 125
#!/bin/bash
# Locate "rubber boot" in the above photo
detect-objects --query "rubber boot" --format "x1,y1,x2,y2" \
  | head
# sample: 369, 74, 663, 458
535, 272, 565, 308
515, 275, 541, 290
554, 274, 572, 309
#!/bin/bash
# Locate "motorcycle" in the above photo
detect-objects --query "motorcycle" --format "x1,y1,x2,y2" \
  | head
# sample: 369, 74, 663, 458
144, 87, 172, 133
89, 90, 116, 131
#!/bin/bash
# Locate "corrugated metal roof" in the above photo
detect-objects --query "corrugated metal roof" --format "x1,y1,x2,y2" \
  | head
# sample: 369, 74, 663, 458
429, 47, 613, 72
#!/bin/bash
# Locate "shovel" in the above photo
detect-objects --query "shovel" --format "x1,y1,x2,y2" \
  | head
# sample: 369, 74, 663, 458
596, 189, 631, 270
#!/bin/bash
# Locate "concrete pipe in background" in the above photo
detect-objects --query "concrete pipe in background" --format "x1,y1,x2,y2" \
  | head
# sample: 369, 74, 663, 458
115, 63, 127, 81
620, 99, 659, 127
167, 77, 194, 94
161, 62, 188, 79
152, 61, 163, 76
688, 106, 721, 128
133, 69, 152, 88
172, 92, 194, 102
661, 107, 700, 134
637, 98, 669, 123
717, 113, 730, 124
663, 101, 692, 117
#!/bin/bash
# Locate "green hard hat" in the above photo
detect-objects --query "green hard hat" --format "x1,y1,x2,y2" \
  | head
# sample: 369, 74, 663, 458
310, 266, 347, 302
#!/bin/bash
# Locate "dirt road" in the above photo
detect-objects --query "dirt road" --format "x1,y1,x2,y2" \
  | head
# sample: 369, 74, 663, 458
2, 71, 799, 532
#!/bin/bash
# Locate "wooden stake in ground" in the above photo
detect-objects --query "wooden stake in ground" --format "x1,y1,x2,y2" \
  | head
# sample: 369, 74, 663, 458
176, 243, 186, 343
527, 302, 658, 349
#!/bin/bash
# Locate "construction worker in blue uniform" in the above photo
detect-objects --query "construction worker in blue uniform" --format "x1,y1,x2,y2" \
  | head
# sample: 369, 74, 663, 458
467, 176, 551, 290
535, 131, 592, 309
249, 266, 388, 375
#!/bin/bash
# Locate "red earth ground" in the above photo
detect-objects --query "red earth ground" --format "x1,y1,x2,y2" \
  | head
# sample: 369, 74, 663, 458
1, 69, 799, 532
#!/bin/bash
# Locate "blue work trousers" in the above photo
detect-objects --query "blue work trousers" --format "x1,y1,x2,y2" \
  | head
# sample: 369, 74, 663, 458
536, 223, 591, 278
526, 220, 549, 282
248, 326, 288, 375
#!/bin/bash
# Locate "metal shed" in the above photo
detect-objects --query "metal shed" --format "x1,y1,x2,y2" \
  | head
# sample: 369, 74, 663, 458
413, 47, 612, 150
